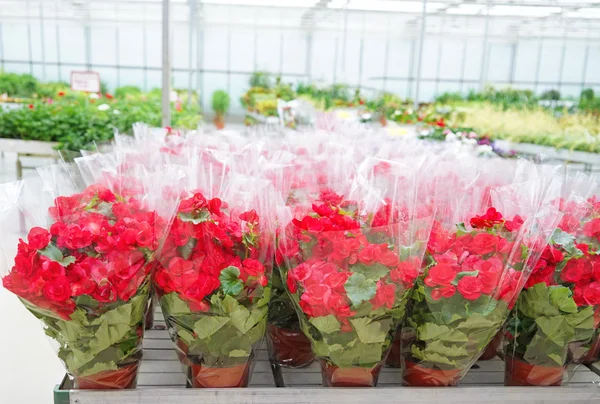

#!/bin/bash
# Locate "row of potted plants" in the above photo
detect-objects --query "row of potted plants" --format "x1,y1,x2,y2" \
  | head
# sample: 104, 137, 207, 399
1, 126, 598, 390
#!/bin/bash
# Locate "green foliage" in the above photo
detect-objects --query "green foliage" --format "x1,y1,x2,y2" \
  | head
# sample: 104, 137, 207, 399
540, 89, 561, 101
0, 72, 39, 98
249, 71, 272, 89
435, 92, 464, 104
24, 282, 149, 377
211, 90, 230, 115
405, 282, 507, 370
114, 85, 142, 99
507, 283, 595, 367
159, 289, 270, 366
0, 90, 201, 150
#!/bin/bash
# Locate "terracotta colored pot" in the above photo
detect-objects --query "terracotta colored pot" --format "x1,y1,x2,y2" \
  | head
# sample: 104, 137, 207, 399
403, 360, 462, 386
214, 114, 225, 130
379, 115, 388, 127
190, 362, 251, 388
75, 362, 139, 389
320, 360, 382, 387
175, 338, 192, 366
504, 355, 565, 386
479, 332, 502, 361
267, 324, 314, 368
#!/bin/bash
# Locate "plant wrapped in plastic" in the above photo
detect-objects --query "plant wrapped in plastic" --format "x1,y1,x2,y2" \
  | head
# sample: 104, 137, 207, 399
505, 193, 600, 385
279, 157, 434, 387
154, 191, 274, 388
1, 180, 168, 389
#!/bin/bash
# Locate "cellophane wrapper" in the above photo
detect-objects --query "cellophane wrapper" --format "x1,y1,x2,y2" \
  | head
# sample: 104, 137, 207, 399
0, 160, 179, 389
278, 156, 435, 387
400, 161, 564, 387
153, 157, 279, 388
504, 174, 600, 386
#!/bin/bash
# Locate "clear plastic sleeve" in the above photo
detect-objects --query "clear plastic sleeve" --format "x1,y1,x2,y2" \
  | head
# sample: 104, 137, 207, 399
278, 156, 435, 387
504, 176, 599, 385
0, 161, 179, 389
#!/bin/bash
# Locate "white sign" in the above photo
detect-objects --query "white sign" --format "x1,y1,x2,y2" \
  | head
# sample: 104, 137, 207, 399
70, 71, 101, 93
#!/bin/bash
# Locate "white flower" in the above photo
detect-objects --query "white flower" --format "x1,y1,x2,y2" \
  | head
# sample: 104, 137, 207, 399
170, 90, 178, 102
97, 103, 110, 111
89, 93, 100, 99
393, 110, 401, 115
113, 109, 121, 115
477, 144, 494, 155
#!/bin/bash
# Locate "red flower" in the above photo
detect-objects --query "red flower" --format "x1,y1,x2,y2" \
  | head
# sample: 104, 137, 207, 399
168, 257, 194, 277
27, 227, 51, 250
470, 208, 503, 229
358, 244, 381, 266
584, 218, 600, 238
65, 225, 93, 250
93, 280, 117, 303
425, 264, 456, 287
558, 215, 580, 233
324, 272, 350, 292
504, 215, 524, 232
371, 282, 396, 309
43, 276, 72, 302
584, 282, 600, 306
28, 104, 34, 109
242, 258, 264, 277
390, 259, 420, 285
465, 233, 497, 255
105, 93, 114, 99
431, 284, 456, 300
561, 258, 591, 284
286, 271, 297, 294
542, 246, 564, 265
57, 91, 65, 97
435, 118, 445, 128
457, 276, 482, 300
239, 210, 259, 223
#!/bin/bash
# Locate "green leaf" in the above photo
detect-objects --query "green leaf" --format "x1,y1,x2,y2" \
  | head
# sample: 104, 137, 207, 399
178, 238, 197, 260
456, 222, 468, 236
220, 295, 252, 333
535, 316, 572, 347
58, 256, 76, 267
456, 313, 498, 332
350, 262, 390, 281
161, 292, 192, 315
219, 266, 244, 296
350, 317, 390, 344
193, 316, 230, 340
309, 315, 341, 334
549, 286, 577, 314
418, 323, 468, 343
344, 273, 377, 307
229, 349, 249, 358
518, 283, 560, 318
38, 243, 64, 262
179, 210, 211, 224
177, 329, 195, 346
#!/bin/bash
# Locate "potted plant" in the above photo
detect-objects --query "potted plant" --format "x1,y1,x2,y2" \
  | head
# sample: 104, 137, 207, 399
154, 192, 272, 388
211, 90, 230, 130
402, 207, 555, 386
504, 196, 600, 386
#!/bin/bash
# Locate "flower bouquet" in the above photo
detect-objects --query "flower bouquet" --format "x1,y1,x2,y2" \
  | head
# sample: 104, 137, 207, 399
1, 178, 171, 389
154, 185, 275, 388
504, 194, 600, 385
279, 158, 434, 387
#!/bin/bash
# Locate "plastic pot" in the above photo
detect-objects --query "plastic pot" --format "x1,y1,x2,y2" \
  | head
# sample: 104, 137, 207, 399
402, 360, 462, 386
267, 324, 314, 368
74, 362, 139, 389
190, 361, 251, 388
320, 360, 383, 387
214, 114, 225, 130
504, 355, 565, 386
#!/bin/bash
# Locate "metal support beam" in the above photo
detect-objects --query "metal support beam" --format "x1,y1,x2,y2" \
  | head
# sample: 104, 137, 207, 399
161, 0, 171, 127
434, 16, 444, 96
341, 4, 349, 79
305, 33, 313, 81
507, 42, 518, 85
196, 1, 204, 111
413, 0, 428, 109
55, 0, 62, 80
557, 29, 568, 91
459, 39, 468, 93
534, 31, 544, 93
39, 3, 46, 80
26, 0, 33, 74
479, 0, 491, 91
0, 23, 4, 71
581, 23, 591, 92
187, 0, 196, 106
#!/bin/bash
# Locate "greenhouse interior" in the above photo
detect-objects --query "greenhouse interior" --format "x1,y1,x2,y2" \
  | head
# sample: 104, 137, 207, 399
0, 1, 600, 403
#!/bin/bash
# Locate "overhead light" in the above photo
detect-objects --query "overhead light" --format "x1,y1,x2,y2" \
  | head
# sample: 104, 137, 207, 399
332, 0, 446, 13
488, 5, 562, 17
204, 0, 320, 7
446, 4, 486, 15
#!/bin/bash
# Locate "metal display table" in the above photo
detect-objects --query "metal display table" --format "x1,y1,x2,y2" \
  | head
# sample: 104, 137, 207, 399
53, 308, 600, 404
